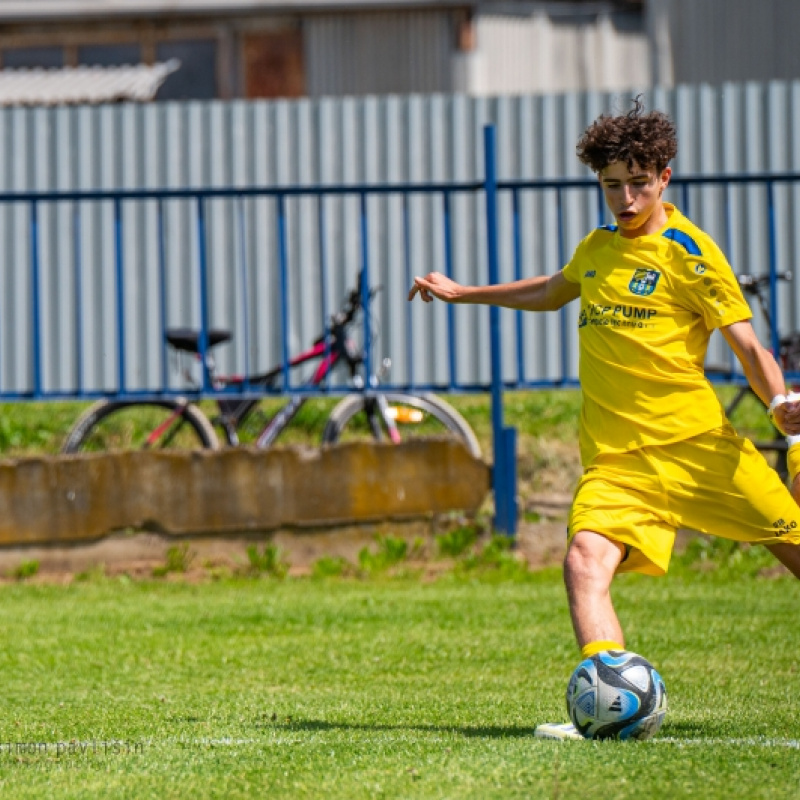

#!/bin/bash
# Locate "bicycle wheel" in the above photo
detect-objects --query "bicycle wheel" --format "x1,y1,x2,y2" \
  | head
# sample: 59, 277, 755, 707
61, 398, 220, 453
322, 392, 482, 458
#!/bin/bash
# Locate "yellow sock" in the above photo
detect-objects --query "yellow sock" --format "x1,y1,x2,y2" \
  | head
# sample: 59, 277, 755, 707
581, 640, 624, 659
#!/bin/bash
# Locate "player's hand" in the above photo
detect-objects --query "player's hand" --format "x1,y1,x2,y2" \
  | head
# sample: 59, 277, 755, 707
408, 272, 466, 304
776, 394, 800, 435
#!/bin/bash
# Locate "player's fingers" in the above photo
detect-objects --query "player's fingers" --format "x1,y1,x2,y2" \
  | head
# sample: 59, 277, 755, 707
782, 402, 800, 421
411, 277, 437, 303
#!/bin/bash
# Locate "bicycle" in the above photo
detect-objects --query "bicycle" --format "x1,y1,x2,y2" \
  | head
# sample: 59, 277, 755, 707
708, 270, 799, 480
61, 272, 481, 458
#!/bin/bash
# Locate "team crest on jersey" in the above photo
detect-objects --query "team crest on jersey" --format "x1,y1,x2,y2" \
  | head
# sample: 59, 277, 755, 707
629, 268, 661, 296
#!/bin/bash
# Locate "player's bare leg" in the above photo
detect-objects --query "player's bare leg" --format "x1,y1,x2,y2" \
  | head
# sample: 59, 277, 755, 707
563, 531, 626, 650
765, 541, 800, 579
776, 455, 800, 579
535, 531, 627, 741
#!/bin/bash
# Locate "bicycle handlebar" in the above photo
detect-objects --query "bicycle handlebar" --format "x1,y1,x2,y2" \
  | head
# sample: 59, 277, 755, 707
737, 271, 793, 293
331, 271, 381, 328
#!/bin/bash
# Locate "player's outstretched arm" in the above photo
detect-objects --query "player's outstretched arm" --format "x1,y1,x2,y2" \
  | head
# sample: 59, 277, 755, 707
408, 270, 579, 312
721, 320, 800, 435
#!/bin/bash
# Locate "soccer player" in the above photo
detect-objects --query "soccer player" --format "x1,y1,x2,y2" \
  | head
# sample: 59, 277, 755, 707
408, 99, 800, 739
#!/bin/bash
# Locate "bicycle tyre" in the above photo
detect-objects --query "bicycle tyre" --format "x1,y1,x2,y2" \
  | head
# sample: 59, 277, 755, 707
322, 392, 482, 458
61, 398, 220, 454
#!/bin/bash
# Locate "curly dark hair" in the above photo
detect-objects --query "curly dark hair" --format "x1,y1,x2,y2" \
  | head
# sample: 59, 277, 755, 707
576, 97, 678, 174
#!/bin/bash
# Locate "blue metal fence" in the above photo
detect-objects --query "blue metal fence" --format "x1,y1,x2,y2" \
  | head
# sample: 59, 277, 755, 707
3, 125, 800, 535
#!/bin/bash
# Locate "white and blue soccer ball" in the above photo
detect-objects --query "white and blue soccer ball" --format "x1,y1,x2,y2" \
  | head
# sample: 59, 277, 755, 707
566, 650, 667, 740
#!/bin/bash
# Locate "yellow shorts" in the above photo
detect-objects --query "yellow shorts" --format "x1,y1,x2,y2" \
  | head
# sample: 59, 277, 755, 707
568, 425, 800, 576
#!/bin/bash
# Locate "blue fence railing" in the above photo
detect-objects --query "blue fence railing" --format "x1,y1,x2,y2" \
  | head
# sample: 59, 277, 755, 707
2, 126, 800, 535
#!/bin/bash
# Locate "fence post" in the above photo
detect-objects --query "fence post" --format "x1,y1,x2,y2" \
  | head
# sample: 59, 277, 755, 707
483, 125, 518, 537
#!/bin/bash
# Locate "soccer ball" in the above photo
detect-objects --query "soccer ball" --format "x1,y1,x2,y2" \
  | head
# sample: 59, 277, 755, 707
566, 650, 667, 740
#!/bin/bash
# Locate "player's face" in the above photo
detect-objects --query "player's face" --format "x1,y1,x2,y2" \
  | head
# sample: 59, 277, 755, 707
599, 161, 672, 239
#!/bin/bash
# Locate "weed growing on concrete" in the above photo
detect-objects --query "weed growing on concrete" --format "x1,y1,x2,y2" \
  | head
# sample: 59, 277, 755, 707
436, 524, 479, 557
11, 559, 39, 580
152, 543, 193, 577
455, 534, 531, 580
357, 535, 408, 574
311, 555, 352, 578
245, 543, 289, 578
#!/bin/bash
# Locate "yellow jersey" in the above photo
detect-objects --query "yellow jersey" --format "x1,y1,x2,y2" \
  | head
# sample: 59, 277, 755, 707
561, 203, 752, 465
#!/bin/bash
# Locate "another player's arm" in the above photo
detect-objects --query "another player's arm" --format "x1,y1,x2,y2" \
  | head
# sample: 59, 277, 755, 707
408, 270, 580, 311
721, 319, 800, 435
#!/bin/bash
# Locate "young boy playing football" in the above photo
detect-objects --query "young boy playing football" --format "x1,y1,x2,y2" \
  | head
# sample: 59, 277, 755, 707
408, 99, 800, 739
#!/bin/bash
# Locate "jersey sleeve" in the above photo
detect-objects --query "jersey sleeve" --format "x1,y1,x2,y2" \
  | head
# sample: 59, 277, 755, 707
674, 237, 752, 330
561, 237, 588, 285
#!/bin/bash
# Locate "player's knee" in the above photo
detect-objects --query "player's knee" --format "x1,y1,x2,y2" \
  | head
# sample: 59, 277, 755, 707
564, 531, 623, 587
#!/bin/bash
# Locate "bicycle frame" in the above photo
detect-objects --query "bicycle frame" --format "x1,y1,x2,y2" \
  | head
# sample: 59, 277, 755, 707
193, 274, 382, 448
219, 337, 351, 448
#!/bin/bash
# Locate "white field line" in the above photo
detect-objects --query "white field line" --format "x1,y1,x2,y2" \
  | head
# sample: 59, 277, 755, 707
656, 736, 800, 749
13, 735, 799, 752
177, 735, 800, 750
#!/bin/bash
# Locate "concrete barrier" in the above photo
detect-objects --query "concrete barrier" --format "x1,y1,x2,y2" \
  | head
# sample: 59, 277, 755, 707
0, 440, 490, 547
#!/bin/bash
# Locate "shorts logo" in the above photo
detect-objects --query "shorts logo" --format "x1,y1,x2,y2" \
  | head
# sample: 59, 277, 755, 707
629, 268, 661, 296
772, 518, 798, 536
694, 263, 706, 275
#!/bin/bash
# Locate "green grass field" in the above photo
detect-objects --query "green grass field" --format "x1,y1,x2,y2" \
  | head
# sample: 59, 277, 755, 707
0, 563, 797, 799
0, 390, 795, 797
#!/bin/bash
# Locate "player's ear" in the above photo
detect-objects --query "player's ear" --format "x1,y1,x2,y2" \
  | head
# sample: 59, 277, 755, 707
659, 166, 672, 191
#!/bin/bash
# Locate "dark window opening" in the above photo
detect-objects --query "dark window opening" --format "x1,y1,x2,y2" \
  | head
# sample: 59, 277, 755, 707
155, 40, 217, 100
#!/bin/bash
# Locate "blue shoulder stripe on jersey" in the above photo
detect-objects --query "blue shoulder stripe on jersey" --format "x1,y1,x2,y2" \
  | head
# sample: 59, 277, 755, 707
598, 224, 618, 232
662, 228, 702, 256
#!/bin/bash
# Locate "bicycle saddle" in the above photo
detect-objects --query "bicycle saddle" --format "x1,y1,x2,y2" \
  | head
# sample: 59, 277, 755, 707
166, 328, 232, 354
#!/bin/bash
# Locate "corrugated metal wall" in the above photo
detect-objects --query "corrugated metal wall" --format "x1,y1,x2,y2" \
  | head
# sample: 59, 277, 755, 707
473, 8, 649, 95
1, 81, 800, 397
304, 11, 456, 96
653, 0, 800, 87
303, 6, 649, 97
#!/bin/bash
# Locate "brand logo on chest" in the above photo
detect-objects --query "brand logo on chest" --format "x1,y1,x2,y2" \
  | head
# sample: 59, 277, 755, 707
628, 268, 661, 296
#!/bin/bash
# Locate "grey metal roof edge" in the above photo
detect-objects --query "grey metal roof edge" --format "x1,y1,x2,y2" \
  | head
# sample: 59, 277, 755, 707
0, 0, 476, 23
